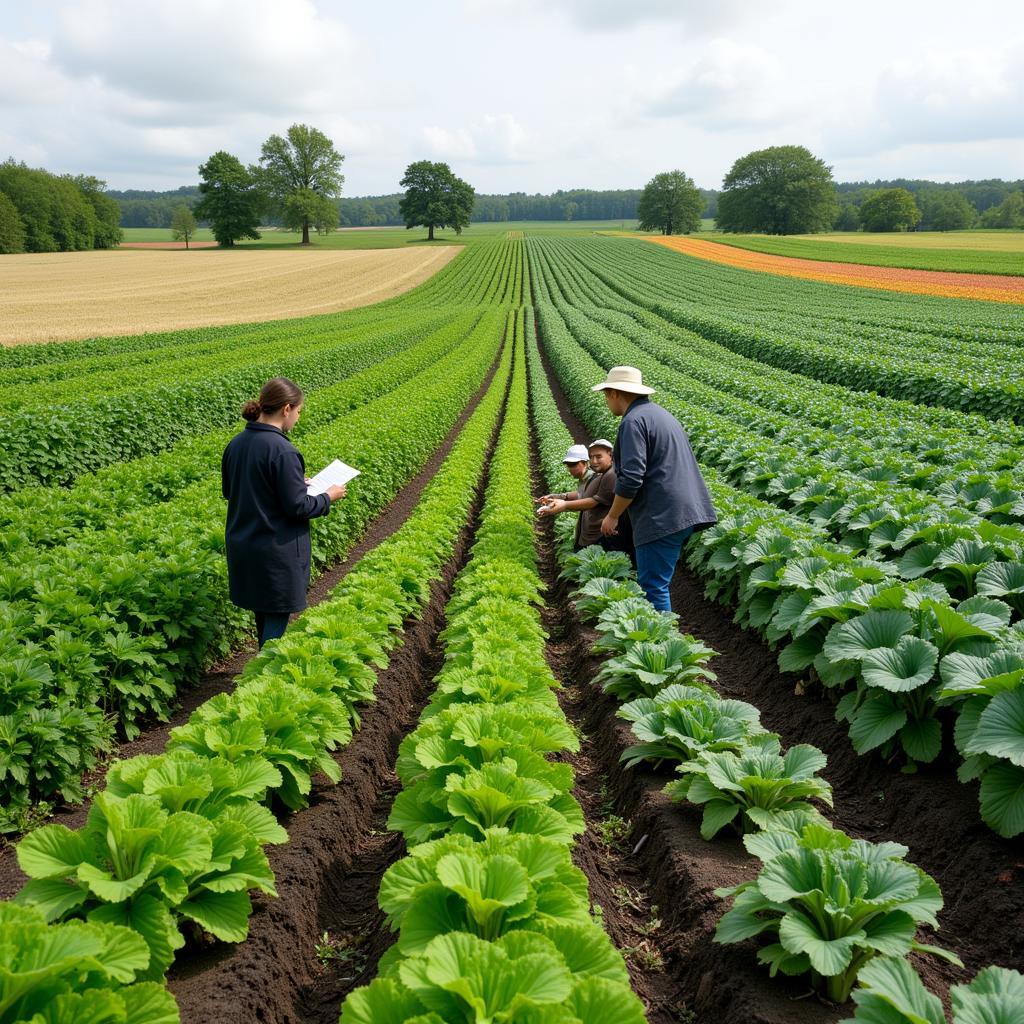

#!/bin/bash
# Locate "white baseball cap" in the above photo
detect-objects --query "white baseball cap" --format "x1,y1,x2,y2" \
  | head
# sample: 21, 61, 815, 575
588, 438, 613, 450
591, 366, 655, 395
563, 444, 589, 463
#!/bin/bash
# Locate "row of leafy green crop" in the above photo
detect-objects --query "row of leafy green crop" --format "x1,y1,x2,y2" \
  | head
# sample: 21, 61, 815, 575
0, 313, 505, 833
543, 236, 1024, 421
527, 329, 1022, 1018
0, 310, 485, 556
534, 298, 1024, 608
340, 321, 647, 1024
2, 319, 515, 1024
529, 235, 1022, 452
700, 233, 1024, 278
529, 299, 1024, 839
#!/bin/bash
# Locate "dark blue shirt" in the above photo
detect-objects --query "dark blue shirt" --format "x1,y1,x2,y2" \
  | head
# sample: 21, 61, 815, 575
221, 422, 331, 613
612, 397, 717, 547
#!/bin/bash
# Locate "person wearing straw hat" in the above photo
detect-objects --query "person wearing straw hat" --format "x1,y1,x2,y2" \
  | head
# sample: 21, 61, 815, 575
537, 442, 618, 552
592, 366, 716, 611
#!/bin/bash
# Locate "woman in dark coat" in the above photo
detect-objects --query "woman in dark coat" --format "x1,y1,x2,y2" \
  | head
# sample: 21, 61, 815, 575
221, 377, 346, 648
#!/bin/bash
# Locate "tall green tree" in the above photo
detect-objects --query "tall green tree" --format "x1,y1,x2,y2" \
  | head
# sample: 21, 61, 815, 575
170, 204, 198, 248
257, 124, 344, 244
919, 189, 976, 231
981, 191, 1024, 228
193, 151, 262, 247
399, 161, 474, 240
716, 145, 838, 234
637, 170, 703, 235
0, 191, 26, 253
858, 187, 921, 232
72, 175, 123, 248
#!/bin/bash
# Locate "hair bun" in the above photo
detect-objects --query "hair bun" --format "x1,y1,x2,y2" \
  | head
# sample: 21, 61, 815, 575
241, 399, 262, 421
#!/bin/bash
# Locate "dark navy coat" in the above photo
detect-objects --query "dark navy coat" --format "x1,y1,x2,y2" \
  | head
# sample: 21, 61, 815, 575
612, 397, 717, 547
221, 422, 332, 613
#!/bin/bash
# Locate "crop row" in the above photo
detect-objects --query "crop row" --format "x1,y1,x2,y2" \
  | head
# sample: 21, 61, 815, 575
546, 236, 1024, 421
527, 331, 1022, 1019
4, 318, 516, 1024
339, 322, 647, 1024
0, 311, 505, 831
530, 302, 1024, 839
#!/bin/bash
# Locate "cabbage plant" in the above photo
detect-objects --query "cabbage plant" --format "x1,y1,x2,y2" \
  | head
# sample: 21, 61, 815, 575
559, 545, 634, 585
715, 824, 959, 1003
573, 576, 647, 621
666, 741, 833, 839
596, 635, 718, 700
844, 955, 1024, 1024
618, 685, 774, 768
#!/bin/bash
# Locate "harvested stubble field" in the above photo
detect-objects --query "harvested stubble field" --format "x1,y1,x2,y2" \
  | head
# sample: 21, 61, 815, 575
649, 234, 1024, 302
0, 246, 459, 345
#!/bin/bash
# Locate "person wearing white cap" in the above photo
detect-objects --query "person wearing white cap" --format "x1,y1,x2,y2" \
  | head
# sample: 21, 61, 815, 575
537, 442, 619, 551
592, 366, 717, 611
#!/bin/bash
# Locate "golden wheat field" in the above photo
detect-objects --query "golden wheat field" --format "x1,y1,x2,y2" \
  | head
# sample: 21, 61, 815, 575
0, 246, 460, 345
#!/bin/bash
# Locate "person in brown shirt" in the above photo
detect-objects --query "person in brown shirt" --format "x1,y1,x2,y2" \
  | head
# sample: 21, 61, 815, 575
537, 441, 618, 550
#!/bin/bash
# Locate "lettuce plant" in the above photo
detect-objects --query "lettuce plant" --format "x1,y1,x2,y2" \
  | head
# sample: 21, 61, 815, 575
843, 955, 1024, 1024
618, 685, 775, 769
666, 740, 833, 839
340, 928, 645, 1024
592, 605, 679, 655
377, 830, 590, 953
715, 824, 959, 1003
559, 545, 634, 586
15, 791, 276, 978
0, 902, 179, 1024
596, 635, 718, 700
573, 576, 647, 622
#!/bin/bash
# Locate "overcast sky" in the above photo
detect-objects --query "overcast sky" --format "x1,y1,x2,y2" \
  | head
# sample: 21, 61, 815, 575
2, 0, 1022, 195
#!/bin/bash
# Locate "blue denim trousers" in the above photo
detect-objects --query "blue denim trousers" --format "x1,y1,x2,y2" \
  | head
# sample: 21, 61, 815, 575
635, 527, 694, 612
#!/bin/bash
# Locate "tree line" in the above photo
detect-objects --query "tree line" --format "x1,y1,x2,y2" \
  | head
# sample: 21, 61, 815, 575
0, 160, 122, 254
637, 147, 1024, 235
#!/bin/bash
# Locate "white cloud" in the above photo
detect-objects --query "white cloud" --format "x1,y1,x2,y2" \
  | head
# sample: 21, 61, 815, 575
421, 114, 531, 164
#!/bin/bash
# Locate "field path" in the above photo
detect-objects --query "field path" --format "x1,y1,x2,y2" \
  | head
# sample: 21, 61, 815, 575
1, 246, 459, 345
646, 235, 1024, 302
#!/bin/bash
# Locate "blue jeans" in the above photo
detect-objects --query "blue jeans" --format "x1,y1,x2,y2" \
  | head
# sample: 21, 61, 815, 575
254, 611, 290, 649
635, 527, 694, 611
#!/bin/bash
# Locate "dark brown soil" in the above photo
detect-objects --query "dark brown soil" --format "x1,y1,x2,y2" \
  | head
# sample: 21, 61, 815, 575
0, 348, 501, 898
530, 320, 1024, 1019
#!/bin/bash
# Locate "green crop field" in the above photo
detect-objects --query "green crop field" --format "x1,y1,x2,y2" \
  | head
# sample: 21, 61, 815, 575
701, 229, 1024, 275
3, 228, 1022, 1023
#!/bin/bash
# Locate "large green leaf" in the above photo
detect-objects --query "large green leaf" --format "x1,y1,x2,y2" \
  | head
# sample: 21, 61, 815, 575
16, 825, 89, 879
979, 761, 1024, 838
861, 637, 938, 693
824, 611, 914, 663
844, 956, 945, 1024
951, 965, 1024, 1024
177, 888, 252, 943
968, 690, 1024, 766
848, 694, 908, 754
778, 911, 863, 977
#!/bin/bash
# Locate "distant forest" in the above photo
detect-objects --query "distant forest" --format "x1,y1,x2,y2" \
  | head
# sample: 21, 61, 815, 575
108, 179, 1024, 230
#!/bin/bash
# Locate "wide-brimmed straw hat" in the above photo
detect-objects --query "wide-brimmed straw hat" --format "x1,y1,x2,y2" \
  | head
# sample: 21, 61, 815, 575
591, 366, 655, 395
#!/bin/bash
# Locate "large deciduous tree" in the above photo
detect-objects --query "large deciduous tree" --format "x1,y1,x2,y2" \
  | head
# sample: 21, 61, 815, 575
193, 151, 263, 247
257, 124, 344, 245
72, 175, 123, 248
637, 170, 703, 235
858, 187, 921, 232
716, 145, 838, 234
399, 161, 474, 241
981, 191, 1024, 228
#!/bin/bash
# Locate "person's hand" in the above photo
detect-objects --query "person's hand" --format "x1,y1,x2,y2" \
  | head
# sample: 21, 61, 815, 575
538, 498, 567, 517
304, 476, 312, 485
536, 494, 554, 504
600, 514, 619, 537
326, 483, 347, 502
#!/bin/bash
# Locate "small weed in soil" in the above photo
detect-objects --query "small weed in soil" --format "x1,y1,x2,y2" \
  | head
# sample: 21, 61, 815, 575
595, 813, 631, 850
672, 1004, 699, 1024
622, 939, 665, 972
313, 931, 368, 979
635, 904, 663, 938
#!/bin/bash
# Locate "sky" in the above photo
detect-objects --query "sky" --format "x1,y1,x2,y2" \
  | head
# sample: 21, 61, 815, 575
1, 0, 1022, 195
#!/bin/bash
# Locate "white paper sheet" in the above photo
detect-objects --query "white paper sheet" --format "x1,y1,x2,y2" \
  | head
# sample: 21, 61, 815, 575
306, 459, 360, 495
